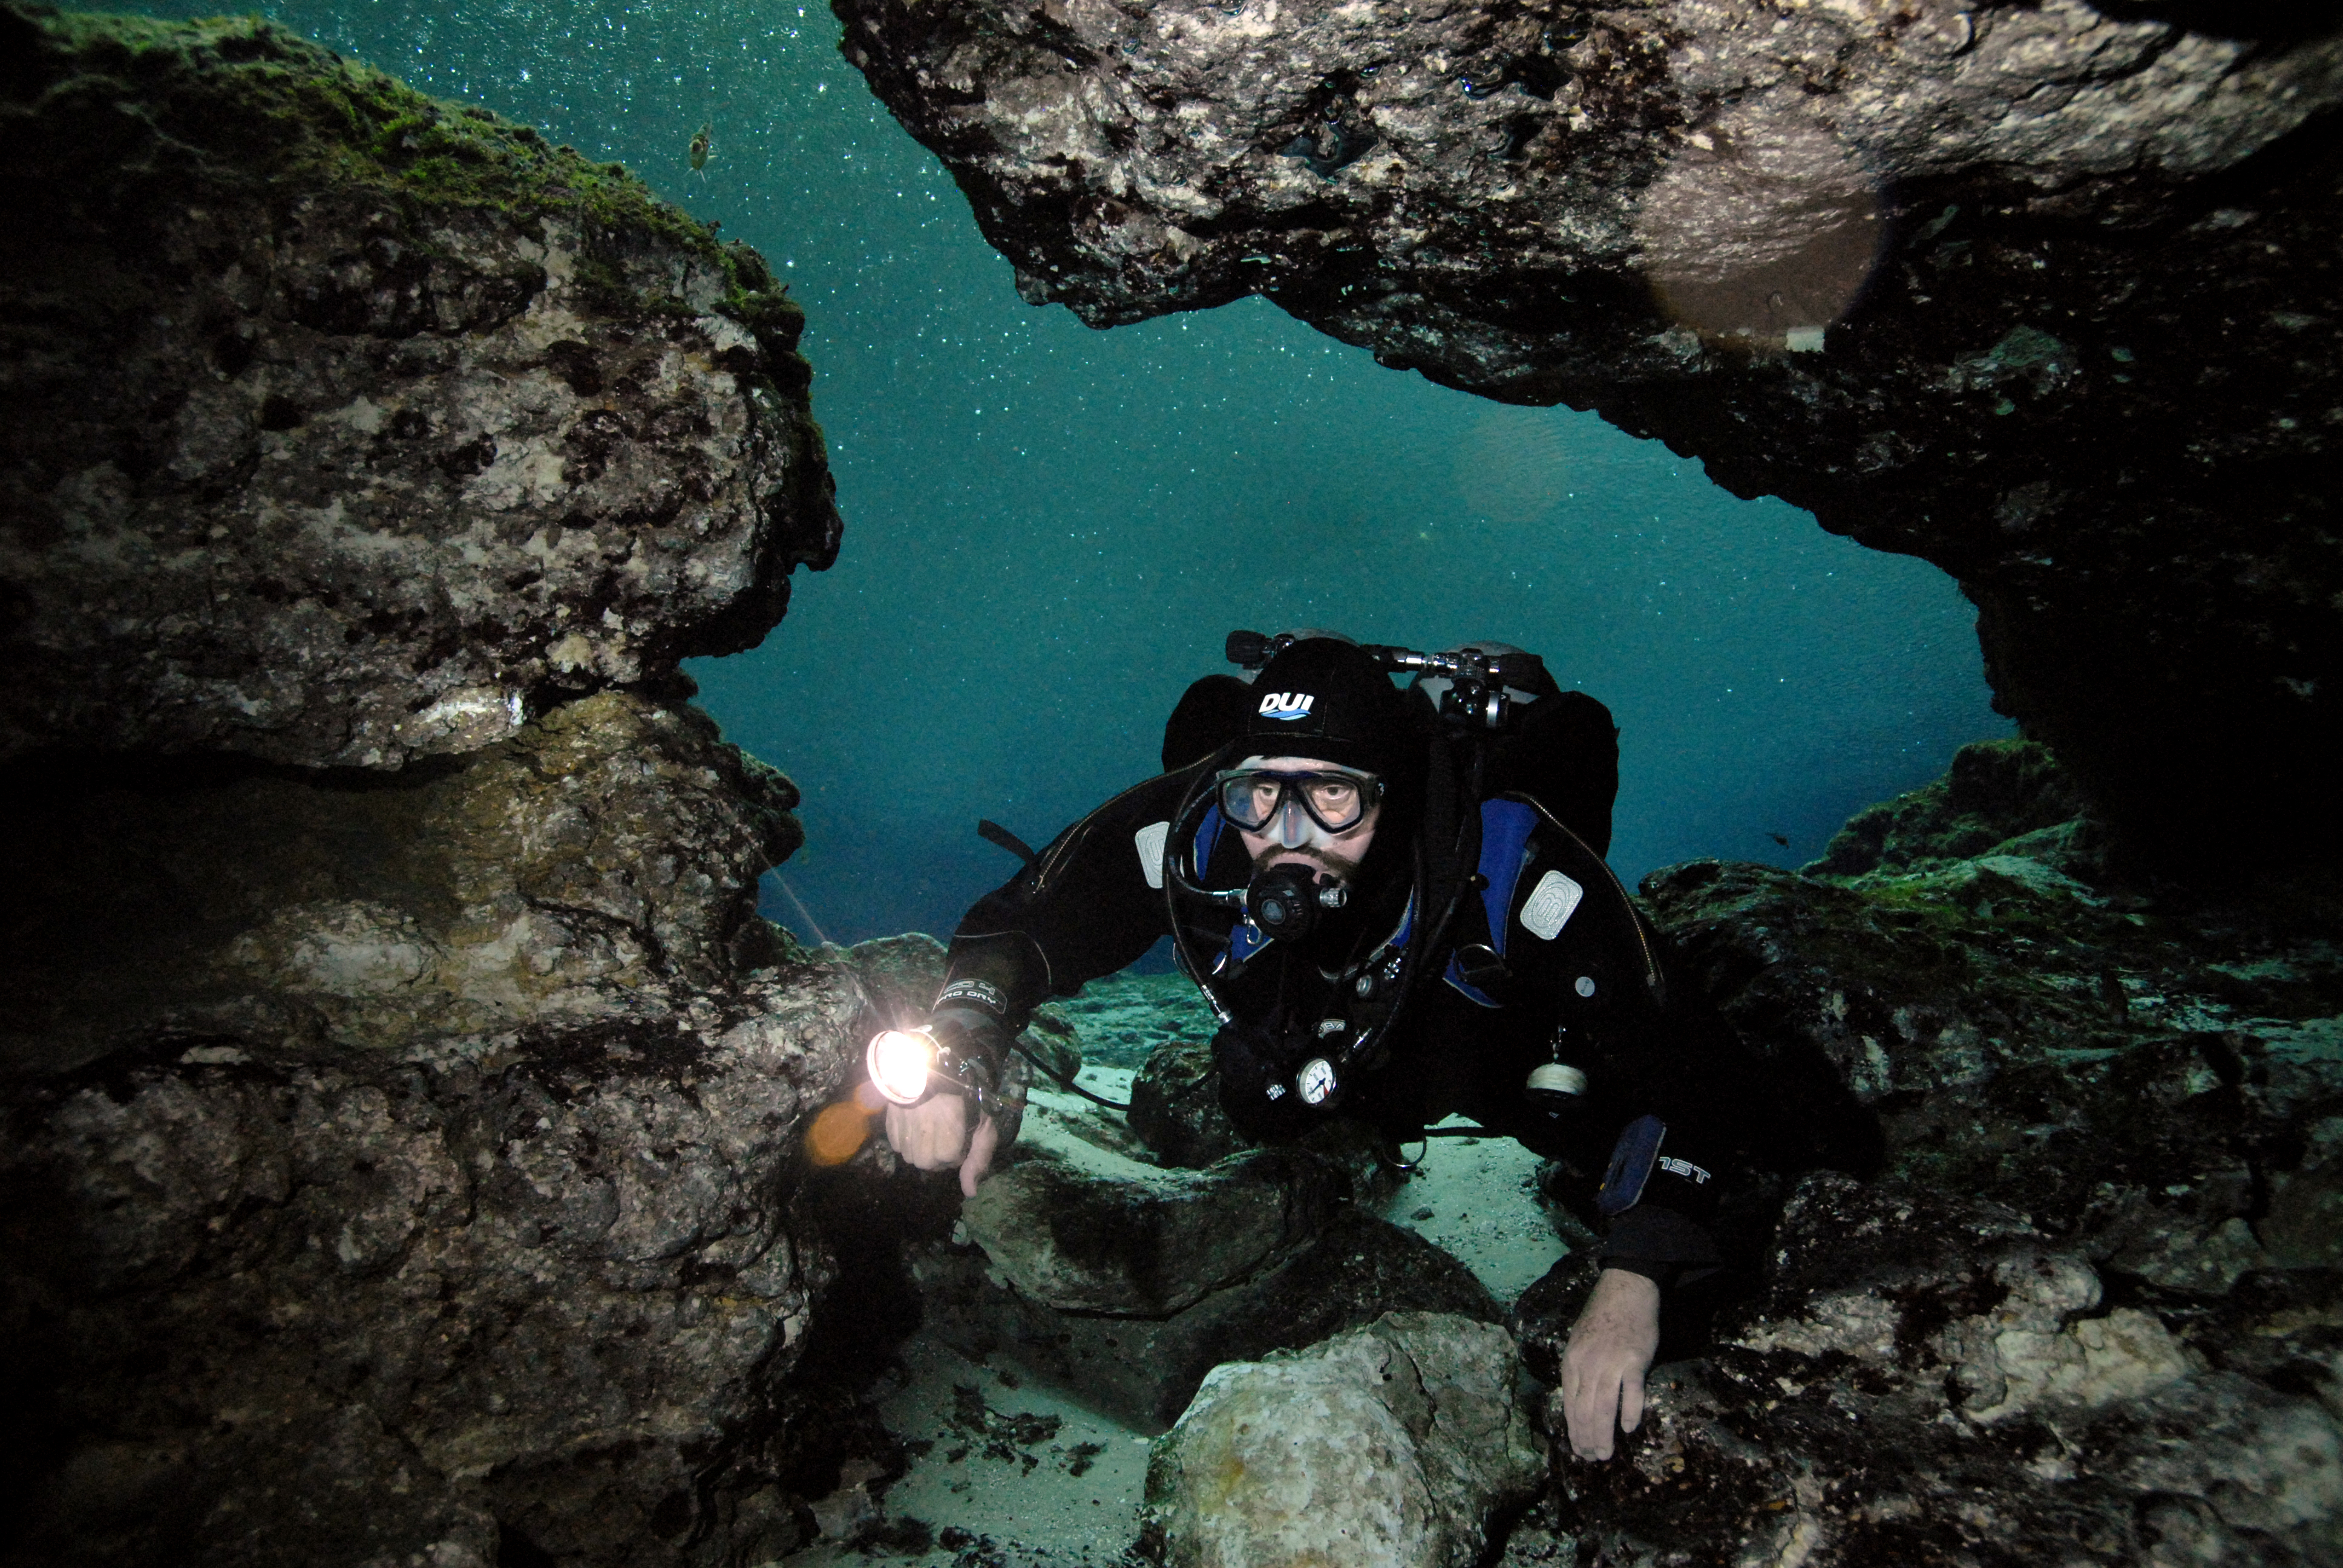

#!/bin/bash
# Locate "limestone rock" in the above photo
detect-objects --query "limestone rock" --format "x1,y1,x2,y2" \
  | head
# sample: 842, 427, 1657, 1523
1542, 1174, 2343, 1567
961, 1112, 1348, 1315
0, 671, 865, 1567
1140, 1312, 1545, 1568
1495, 757, 2343, 1566
834, 0, 2343, 866
919, 1204, 1499, 1429
1805, 737, 2091, 878
2, 689, 802, 1075
0, 961, 868, 1567
1127, 1036, 1256, 1168
0, 6, 839, 769
1646, 819, 2343, 1274
0, 11, 868, 1564
918, 1055, 1486, 1428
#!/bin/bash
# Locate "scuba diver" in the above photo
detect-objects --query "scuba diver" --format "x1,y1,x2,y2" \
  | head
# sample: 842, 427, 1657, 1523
873, 631, 1768, 1462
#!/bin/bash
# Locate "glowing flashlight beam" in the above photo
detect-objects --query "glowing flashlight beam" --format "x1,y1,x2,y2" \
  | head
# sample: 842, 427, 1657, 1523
866, 1028, 939, 1106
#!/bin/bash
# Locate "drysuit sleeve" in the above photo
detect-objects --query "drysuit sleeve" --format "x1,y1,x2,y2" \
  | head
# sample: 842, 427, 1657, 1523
1502, 817, 1750, 1288
939, 768, 1204, 1030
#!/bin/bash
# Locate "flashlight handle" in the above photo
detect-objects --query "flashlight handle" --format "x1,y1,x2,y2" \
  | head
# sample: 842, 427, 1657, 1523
926, 1007, 1007, 1091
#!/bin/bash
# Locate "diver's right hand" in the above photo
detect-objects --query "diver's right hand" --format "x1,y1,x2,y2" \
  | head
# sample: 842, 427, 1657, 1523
883, 1097, 1000, 1197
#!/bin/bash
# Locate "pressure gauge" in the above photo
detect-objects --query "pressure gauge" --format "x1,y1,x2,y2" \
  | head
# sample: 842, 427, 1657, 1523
1296, 1056, 1339, 1106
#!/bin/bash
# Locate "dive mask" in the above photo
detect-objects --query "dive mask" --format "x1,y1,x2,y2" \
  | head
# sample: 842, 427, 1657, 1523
1216, 767, 1381, 841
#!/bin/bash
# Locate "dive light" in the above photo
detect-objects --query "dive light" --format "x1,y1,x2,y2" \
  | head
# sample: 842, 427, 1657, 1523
864, 1019, 995, 1109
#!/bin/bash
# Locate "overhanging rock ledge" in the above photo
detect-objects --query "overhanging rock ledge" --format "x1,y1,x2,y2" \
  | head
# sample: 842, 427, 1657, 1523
833, 0, 2343, 869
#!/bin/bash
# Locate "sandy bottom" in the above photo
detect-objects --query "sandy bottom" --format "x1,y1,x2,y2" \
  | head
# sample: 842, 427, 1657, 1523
780, 985, 1572, 1566
777, 1328, 1158, 1568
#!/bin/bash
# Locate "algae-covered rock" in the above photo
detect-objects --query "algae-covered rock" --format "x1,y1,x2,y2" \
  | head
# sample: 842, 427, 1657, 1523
914, 1065, 1485, 1428
962, 1118, 1348, 1316
0, 4, 839, 768
917, 1204, 1499, 1429
1805, 737, 2091, 878
0, 11, 866, 1564
1648, 829, 2343, 1276
1141, 1312, 1545, 1568
1127, 1036, 1256, 1168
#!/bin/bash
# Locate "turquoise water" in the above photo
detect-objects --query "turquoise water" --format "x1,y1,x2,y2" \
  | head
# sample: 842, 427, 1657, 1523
137, 0, 2007, 944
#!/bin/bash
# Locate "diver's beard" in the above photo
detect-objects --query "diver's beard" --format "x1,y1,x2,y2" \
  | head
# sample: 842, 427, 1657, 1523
1252, 844, 1365, 883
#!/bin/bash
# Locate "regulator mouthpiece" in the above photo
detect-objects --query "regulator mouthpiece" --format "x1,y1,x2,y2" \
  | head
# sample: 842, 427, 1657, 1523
1245, 866, 1349, 943
1525, 1062, 1587, 1096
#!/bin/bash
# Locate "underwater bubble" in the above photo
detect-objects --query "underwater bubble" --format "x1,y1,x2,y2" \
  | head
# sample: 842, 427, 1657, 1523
1636, 109, 1884, 347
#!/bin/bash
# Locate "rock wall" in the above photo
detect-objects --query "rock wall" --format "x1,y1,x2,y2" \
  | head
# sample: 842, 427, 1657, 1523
4, 690, 805, 1077
1501, 740, 2343, 1564
0, 10, 865, 1566
831, 0, 2343, 868
2, 956, 862, 1567
1, 5, 839, 769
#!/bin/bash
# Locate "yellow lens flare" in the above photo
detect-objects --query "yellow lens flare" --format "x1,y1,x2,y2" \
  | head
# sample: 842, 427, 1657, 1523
805, 1102, 871, 1166
867, 1028, 939, 1106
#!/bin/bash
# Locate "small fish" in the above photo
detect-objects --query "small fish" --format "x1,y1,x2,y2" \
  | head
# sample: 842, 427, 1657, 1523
1767, 831, 1789, 847
689, 124, 711, 172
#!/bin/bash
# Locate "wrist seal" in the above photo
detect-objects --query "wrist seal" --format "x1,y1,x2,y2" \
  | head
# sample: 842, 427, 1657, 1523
926, 1005, 1007, 1089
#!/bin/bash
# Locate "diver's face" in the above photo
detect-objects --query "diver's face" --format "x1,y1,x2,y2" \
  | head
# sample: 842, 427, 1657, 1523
1232, 755, 1380, 881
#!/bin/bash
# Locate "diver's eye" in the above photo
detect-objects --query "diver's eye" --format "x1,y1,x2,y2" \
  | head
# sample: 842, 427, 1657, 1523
1306, 779, 1357, 817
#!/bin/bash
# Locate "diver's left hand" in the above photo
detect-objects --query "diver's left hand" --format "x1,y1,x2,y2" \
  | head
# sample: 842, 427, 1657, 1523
1559, 1267, 1662, 1460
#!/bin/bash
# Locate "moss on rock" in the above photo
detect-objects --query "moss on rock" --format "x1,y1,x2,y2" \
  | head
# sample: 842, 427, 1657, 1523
1804, 738, 2091, 879
1, 4, 839, 768
7, 5, 727, 282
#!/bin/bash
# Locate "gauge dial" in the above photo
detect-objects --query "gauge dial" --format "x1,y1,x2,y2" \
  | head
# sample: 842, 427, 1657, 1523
1297, 1057, 1339, 1106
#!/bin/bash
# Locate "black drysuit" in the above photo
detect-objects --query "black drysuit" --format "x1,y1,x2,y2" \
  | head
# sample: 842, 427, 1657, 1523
939, 756, 1755, 1284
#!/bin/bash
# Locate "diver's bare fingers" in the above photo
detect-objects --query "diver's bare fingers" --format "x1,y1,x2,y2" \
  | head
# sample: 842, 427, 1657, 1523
885, 1100, 967, 1170
1563, 1370, 1613, 1460
1620, 1365, 1648, 1434
960, 1115, 1000, 1198
1571, 1384, 1617, 1461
